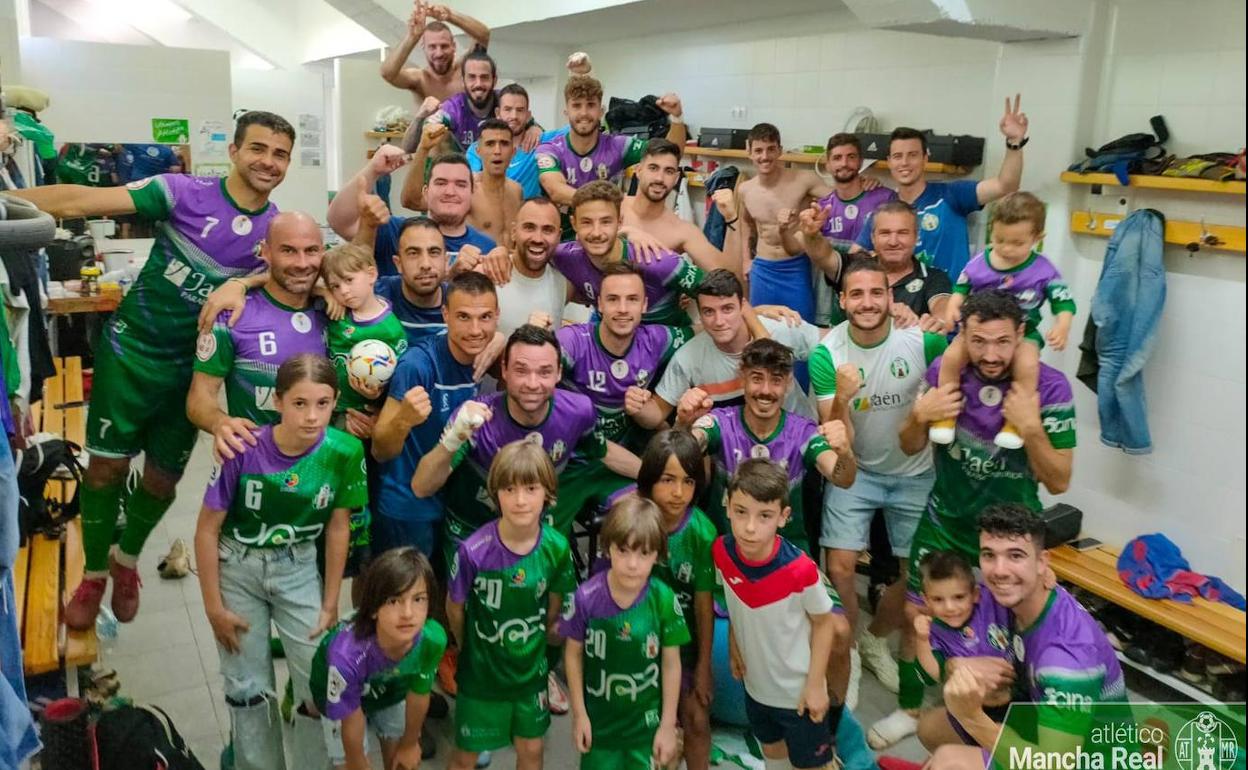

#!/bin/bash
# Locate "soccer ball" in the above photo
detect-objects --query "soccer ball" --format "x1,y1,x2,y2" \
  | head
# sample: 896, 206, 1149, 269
347, 339, 398, 390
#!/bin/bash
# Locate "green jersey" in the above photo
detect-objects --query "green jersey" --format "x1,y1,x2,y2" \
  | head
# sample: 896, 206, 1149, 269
203, 425, 367, 547
326, 303, 409, 413
559, 574, 690, 749
310, 618, 447, 719
447, 521, 577, 699
652, 507, 716, 664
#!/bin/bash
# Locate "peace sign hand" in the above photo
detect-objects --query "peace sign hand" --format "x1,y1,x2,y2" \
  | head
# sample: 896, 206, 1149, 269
1000, 93, 1028, 144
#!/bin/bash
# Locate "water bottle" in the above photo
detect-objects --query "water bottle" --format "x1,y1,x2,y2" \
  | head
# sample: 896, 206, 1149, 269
95, 606, 119, 656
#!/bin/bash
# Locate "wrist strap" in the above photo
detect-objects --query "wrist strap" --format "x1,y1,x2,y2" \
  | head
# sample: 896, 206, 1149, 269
439, 425, 465, 454
668, 114, 684, 125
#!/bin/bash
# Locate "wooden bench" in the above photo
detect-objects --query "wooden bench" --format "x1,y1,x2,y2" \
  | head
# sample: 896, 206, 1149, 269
16, 356, 98, 683
1049, 543, 1246, 664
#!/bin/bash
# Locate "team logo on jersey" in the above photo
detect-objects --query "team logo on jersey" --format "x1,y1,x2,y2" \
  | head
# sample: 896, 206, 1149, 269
551, 439, 567, 462
890, 357, 911, 379
987, 623, 1010, 652
749, 444, 770, 460
522, 431, 543, 447
231, 215, 253, 236
1012, 633, 1026, 662
610, 359, 629, 379
644, 632, 660, 659
196, 333, 217, 362
921, 213, 939, 231
905, 278, 924, 294
961, 625, 977, 644
537, 154, 556, 170
845, 203, 859, 220
291, 312, 313, 333
978, 385, 1003, 407
511, 568, 527, 586
343, 325, 356, 337
597, 164, 609, 180
282, 472, 300, 490
578, 156, 594, 174
314, 484, 332, 509
326, 665, 348, 704
618, 621, 632, 641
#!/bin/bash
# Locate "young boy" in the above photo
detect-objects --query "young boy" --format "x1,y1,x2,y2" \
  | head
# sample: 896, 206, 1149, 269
446, 441, 577, 770
713, 459, 849, 770
561, 496, 688, 769
931, 191, 1076, 449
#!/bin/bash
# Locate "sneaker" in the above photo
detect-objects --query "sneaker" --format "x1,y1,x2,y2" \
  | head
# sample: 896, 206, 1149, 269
64, 576, 107, 631
476, 750, 492, 768
928, 419, 956, 445
437, 646, 459, 697
857, 630, 900, 693
845, 648, 861, 712
993, 424, 1025, 450
867, 709, 918, 750
109, 556, 142, 623
548, 671, 570, 715
427, 691, 449, 719
157, 538, 191, 579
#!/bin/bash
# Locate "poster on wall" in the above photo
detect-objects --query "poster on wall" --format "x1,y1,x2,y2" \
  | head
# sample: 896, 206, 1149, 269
152, 118, 190, 144
298, 113, 323, 168
197, 120, 229, 162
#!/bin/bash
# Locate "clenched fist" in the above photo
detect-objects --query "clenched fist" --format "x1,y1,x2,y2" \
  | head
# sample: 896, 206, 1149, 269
398, 385, 433, 426
624, 386, 652, 417
676, 387, 713, 427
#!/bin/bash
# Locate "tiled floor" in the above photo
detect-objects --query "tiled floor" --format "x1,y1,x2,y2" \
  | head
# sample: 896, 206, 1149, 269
96, 431, 929, 768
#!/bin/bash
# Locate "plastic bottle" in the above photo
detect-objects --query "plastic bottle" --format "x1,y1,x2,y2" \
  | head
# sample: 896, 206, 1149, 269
95, 606, 119, 655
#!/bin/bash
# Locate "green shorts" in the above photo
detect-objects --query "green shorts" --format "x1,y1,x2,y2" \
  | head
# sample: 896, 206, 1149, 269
906, 510, 979, 597
580, 745, 654, 770
548, 461, 636, 537
85, 332, 198, 475
454, 690, 550, 752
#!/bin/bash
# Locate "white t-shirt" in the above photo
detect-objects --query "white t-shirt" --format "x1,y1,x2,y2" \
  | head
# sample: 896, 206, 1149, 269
809, 322, 947, 476
494, 266, 570, 337
654, 316, 820, 420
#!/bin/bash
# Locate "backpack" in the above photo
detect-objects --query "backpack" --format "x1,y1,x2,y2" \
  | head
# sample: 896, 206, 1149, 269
604, 95, 670, 139
94, 705, 206, 770
16, 434, 84, 542
1068, 115, 1171, 184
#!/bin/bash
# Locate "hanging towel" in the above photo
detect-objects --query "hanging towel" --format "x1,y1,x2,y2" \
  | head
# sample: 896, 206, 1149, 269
1117, 533, 1245, 610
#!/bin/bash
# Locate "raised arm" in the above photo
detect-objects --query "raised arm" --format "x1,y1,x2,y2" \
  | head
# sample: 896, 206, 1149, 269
329, 146, 409, 240
977, 94, 1027, 204
656, 93, 686, 148
371, 384, 431, 463
380, 6, 429, 92
9, 185, 136, 219
410, 400, 490, 496
441, 5, 490, 55
538, 163, 578, 206
678, 224, 737, 275
401, 121, 449, 211
1002, 387, 1073, 494
899, 383, 962, 456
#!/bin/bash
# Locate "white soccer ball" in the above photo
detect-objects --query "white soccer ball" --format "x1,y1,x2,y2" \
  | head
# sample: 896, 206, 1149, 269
347, 339, 398, 390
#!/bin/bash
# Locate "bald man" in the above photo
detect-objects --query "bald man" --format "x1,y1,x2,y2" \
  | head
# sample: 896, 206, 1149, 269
12, 111, 300, 630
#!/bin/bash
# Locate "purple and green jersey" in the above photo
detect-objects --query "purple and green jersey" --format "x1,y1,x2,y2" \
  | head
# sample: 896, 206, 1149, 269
653, 506, 717, 665
203, 424, 367, 547
309, 618, 446, 719
818, 186, 897, 249
558, 572, 690, 750
550, 240, 705, 329
194, 289, 328, 426
448, 521, 577, 699
954, 250, 1076, 341
557, 322, 692, 447
432, 91, 495, 149
693, 406, 833, 553
535, 131, 647, 190
442, 389, 606, 552
113, 174, 274, 363
927, 585, 1013, 676
326, 302, 409, 413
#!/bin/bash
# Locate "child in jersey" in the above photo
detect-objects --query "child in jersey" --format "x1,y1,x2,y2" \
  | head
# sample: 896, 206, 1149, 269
446, 440, 577, 770
713, 459, 848, 770
913, 550, 1014, 745
636, 430, 716, 770
311, 547, 446, 770
931, 191, 1076, 449
560, 496, 688, 770
194, 353, 367, 770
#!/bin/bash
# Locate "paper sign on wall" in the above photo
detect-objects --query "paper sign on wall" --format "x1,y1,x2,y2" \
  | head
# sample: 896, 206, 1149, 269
197, 120, 229, 161
152, 118, 190, 144
298, 113, 323, 168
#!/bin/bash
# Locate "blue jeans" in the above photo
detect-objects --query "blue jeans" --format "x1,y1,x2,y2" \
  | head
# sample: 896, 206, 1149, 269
322, 699, 406, 763
821, 468, 934, 555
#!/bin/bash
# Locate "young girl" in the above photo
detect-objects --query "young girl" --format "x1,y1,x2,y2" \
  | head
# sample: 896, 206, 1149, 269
310, 547, 446, 770
636, 430, 716, 770
561, 496, 689, 769
444, 440, 576, 770
931, 191, 1076, 449
194, 353, 366, 770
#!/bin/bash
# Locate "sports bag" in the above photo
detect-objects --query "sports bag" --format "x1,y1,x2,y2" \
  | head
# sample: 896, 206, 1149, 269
1068, 115, 1171, 184
16, 434, 84, 542
94, 704, 206, 770
605, 95, 670, 139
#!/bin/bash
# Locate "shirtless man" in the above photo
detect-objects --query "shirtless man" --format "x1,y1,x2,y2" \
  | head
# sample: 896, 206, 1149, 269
407, 119, 522, 247
620, 138, 737, 275
379, 1, 491, 104
722, 123, 833, 324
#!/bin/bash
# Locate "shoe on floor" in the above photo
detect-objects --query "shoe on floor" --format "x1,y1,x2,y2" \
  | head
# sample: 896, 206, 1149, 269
867, 709, 918, 750
845, 648, 861, 712
858, 630, 900, 693
64, 576, 107, 631
548, 670, 570, 715
157, 538, 191, 579
109, 555, 142, 623
437, 646, 459, 697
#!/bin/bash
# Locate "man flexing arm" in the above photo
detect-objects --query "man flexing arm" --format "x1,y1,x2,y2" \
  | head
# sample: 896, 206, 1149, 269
380, 2, 491, 102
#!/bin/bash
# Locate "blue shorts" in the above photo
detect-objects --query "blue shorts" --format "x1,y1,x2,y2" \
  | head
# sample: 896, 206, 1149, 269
744, 693, 835, 769
322, 700, 406, 762
820, 468, 933, 555
749, 254, 815, 323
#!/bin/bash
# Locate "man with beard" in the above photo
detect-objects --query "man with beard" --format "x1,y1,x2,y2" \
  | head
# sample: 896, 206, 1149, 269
467, 84, 567, 200
809, 259, 947, 709
621, 138, 737, 274
537, 75, 686, 208
424, 49, 501, 149
790, 133, 897, 326
557, 262, 692, 452
380, 2, 491, 103
15, 111, 295, 631
493, 198, 569, 336
868, 289, 1075, 750
411, 119, 522, 247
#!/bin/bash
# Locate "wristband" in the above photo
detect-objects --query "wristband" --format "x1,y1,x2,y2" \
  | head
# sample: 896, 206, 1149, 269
439, 426, 466, 454
668, 114, 684, 125
1005, 136, 1029, 151
723, 217, 738, 226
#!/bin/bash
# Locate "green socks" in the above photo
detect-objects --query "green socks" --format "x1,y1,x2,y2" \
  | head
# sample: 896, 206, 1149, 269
898, 657, 925, 710
81, 481, 125, 573
117, 485, 175, 560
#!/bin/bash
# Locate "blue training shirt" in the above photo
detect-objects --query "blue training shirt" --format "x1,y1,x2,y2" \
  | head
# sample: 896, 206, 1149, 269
373, 218, 497, 277
467, 127, 569, 200
857, 179, 982, 278
374, 275, 447, 345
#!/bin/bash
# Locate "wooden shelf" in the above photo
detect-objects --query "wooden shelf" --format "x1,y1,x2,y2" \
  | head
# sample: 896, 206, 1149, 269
1070, 211, 1246, 253
1061, 170, 1245, 195
684, 146, 970, 175
366, 130, 408, 140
